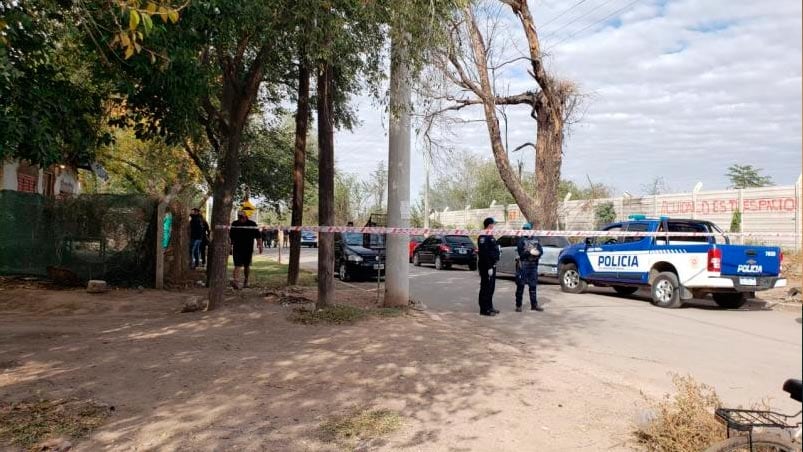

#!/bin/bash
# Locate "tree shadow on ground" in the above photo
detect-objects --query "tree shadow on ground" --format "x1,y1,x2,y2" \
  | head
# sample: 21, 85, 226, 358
0, 286, 596, 451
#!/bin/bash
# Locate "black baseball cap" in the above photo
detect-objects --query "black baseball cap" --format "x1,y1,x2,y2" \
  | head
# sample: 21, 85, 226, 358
483, 217, 497, 228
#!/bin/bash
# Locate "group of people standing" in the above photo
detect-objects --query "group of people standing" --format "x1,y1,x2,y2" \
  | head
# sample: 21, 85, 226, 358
260, 227, 289, 249
189, 208, 210, 269
476, 217, 544, 316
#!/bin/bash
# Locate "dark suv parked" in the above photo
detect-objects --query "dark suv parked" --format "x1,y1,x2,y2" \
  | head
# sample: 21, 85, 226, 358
335, 232, 385, 281
412, 234, 477, 270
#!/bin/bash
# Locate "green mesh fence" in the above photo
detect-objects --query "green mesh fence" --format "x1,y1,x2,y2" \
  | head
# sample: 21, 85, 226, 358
0, 190, 157, 286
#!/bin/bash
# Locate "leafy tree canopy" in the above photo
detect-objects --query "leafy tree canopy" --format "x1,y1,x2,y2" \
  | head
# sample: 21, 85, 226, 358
726, 164, 773, 189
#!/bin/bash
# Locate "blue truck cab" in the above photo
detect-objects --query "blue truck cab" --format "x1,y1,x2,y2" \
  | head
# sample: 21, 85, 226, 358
557, 216, 787, 308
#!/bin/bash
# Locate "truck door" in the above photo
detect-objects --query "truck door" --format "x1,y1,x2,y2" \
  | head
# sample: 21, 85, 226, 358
586, 222, 651, 283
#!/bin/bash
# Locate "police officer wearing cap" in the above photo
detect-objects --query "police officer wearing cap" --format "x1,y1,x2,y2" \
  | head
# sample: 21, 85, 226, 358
515, 222, 544, 312
477, 217, 501, 316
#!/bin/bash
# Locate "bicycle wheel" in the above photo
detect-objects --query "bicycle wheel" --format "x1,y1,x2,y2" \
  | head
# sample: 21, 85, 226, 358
704, 433, 799, 452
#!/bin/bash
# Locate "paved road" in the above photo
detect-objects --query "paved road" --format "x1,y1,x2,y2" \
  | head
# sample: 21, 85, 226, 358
264, 247, 803, 411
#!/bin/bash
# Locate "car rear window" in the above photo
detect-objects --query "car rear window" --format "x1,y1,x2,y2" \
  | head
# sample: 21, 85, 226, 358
445, 235, 473, 245
660, 222, 709, 243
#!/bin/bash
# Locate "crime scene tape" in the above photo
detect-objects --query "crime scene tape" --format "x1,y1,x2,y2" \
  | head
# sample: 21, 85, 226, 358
215, 224, 798, 239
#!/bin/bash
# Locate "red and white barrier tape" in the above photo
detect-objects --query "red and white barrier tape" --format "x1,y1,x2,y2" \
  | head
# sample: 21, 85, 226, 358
215, 224, 798, 239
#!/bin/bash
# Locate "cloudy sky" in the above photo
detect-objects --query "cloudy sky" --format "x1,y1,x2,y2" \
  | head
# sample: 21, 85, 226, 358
334, 0, 802, 203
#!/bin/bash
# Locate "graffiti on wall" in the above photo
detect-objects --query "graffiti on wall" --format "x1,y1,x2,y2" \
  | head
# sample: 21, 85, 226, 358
660, 197, 798, 215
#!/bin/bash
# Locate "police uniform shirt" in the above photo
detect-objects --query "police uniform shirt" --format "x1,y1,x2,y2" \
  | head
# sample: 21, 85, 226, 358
478, 234, 500, 267
517, 236, 543, 262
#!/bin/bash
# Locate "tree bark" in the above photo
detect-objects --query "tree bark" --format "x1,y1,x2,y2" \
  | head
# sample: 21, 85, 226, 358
462, 6, 538, 222
288, 60, 310, 286
534, 94, 563, 229
316, 61, 335, 309
207, 131, 242, 309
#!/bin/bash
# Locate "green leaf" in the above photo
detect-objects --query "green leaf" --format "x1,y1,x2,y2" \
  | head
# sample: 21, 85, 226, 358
129, 9, 141, 31
142, 13, 153, 33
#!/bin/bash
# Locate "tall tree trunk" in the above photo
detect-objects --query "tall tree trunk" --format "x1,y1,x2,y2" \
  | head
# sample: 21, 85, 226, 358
288, 61, 310, 286
316, 61, 335, 308
462, 6, 538, 222
534, 97, 563, 230
207, 132, 243, 309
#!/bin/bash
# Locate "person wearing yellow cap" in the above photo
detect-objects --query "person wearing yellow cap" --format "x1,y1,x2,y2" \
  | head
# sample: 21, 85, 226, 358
229, 210, 262, 289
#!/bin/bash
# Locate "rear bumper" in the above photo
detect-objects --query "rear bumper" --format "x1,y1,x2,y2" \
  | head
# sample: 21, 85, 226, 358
344, 260, 385, 275
442, 254, 477, 265
689, 276, 787, 292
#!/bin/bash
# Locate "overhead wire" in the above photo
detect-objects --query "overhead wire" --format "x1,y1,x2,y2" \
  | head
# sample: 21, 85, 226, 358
539, 0, 619, 40
538, 0, 591, 29
545, 0, 643, 51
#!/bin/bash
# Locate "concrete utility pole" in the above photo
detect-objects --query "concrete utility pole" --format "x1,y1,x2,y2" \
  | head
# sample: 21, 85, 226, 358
424, 147, 430, 229
384, 33, 411, 307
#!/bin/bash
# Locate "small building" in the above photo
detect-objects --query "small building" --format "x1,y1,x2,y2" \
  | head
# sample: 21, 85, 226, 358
0, 159, 81, 196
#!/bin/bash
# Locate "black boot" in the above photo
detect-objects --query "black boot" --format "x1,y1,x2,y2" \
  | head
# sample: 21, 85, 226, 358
531, 304, 544, 312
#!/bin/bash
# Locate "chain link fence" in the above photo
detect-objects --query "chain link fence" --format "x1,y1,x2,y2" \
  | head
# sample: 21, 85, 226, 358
0, 191, 157, 286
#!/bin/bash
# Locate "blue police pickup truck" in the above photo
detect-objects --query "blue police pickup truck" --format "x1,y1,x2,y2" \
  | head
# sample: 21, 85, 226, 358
557, 216, 787, 309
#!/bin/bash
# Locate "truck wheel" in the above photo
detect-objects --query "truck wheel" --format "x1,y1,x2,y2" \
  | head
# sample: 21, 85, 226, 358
712, 292, 748, 309
413, 253, 421, 267
613, 286, 639, 296
560, 263, 587, 294
339, 262, 352, 282
650, 272, 682, 308
435, 256, 444, 270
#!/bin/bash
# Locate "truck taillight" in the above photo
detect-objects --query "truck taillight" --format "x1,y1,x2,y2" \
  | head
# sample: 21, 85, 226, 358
708, 248, 722, 272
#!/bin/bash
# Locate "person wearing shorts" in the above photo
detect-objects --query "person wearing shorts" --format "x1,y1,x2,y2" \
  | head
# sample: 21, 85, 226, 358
229, 211, 262, 289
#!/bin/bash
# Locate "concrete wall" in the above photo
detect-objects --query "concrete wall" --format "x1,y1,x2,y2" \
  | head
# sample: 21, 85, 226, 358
435, 180, 803, 249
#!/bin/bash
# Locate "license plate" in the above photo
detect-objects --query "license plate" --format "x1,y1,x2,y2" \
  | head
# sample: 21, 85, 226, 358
458, 248, 467, 255
739, 277, 756, 286
373, 264, 385, 270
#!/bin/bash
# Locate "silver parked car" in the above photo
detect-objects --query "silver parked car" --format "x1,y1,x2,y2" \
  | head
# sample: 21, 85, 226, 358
495, 235, 570, 279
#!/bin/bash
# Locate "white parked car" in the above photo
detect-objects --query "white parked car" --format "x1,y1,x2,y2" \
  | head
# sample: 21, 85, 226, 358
495, 235, 570, 279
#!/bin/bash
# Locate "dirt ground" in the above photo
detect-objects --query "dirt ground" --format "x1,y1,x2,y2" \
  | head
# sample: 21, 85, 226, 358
0, 286, 642, 451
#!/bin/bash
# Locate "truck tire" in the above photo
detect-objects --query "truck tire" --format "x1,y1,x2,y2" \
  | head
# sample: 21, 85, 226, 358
560, 263, 587, 294
712, 292, 748, 309
613, 286, 639, 296
650, 272, 683, 308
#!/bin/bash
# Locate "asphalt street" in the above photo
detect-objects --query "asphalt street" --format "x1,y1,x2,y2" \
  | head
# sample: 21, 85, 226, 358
263, 246, 803, 412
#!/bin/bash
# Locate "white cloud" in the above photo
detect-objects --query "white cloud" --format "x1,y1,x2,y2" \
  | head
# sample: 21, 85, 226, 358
334, 0, 802, 202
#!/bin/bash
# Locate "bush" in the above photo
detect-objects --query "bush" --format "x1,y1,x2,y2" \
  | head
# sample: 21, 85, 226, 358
729, 209, 742, 233
633, 374, 725, 452
595, 202, 617, 228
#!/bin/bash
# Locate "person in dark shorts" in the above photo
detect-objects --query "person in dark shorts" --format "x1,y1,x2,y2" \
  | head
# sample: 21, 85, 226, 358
229, 211, 262, 289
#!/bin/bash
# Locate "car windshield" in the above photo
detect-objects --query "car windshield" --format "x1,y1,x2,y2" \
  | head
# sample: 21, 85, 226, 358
342, 232, 385, 248
445, 235, 473, 245
410, 235, 425, 242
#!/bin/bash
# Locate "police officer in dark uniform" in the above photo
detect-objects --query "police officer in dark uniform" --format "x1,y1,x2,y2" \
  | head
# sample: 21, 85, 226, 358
477, 217, 501, 316
515, 222, 544, 312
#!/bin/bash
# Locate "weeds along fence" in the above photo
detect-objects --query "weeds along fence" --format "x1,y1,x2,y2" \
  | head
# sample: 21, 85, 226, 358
0, 190, 158, 286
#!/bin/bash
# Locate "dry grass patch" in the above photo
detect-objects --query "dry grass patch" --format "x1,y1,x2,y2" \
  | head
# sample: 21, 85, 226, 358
320, 408, 403, 448
289, 305, 406, 325
0, 398, 112, 450
633, 374, 726, 452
